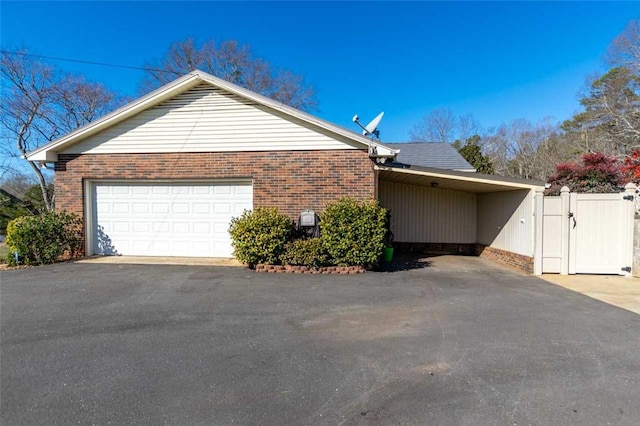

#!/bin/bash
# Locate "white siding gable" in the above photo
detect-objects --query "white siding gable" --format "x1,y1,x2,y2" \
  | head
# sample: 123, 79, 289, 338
63, 83, 362, 154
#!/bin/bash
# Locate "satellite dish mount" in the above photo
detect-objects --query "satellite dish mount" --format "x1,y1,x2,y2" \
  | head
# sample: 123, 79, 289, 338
353, 111, 384, 141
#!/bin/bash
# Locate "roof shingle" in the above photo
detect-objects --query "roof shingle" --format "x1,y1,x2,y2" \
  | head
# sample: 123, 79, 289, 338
385, 142, 475, 171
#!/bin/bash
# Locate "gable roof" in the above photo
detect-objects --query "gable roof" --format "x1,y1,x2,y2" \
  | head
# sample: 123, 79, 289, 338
385, 142, 475, 171
26, 70, 399, 162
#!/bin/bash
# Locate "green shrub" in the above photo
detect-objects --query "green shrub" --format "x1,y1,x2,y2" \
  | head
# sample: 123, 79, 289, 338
229, 207, 294, 265
281, 238, 331, 269
320, 198, 387, 266
5, 211, 82, 266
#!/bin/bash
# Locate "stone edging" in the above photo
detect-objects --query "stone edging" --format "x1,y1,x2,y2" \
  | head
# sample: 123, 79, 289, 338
255, 264, 366, 274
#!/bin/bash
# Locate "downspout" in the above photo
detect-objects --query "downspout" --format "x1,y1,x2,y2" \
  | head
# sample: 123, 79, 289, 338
372, 160, 379, 200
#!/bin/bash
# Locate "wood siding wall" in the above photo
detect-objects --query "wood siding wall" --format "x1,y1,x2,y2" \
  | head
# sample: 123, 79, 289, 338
62, 83, 361, 155
477, 190, 533, 257
378, 180, 477, 244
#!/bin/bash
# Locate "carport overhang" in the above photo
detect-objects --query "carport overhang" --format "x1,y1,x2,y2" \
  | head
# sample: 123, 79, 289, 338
375, 163, 545, 193
375, 163, 546, 275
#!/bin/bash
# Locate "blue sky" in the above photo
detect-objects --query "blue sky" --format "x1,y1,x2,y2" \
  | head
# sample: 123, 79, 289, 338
1, 1, 638, 142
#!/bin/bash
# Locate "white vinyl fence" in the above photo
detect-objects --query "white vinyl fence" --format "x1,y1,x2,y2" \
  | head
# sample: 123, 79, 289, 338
535, 184, 636, 276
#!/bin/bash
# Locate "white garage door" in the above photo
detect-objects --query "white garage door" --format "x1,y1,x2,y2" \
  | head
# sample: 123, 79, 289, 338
91, 182, 252, 257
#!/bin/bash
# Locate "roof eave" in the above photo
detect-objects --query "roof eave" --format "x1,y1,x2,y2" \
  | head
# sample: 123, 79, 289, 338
375, 164, 545, 191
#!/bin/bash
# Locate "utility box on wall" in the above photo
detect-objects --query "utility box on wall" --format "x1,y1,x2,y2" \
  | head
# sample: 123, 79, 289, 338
299, 210, 317, 227
298, 209, 320, 238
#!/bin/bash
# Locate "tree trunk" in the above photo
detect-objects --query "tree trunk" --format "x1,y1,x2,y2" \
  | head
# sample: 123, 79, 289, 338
26, 160, 53, 211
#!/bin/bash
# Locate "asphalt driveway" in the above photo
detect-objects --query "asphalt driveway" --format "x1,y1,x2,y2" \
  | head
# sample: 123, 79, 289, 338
2, 256, 639, 425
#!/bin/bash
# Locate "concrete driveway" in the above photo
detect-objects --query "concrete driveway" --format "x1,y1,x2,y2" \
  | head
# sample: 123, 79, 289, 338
541, 273, 640, 315
2, 256, 639, 425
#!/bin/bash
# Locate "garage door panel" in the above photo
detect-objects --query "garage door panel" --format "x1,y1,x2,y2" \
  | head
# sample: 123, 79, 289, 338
112, 186, 130, 195
132, 240, 149, 252
92, 182, 252, 258
213, 222, 230, 233
235, 185, 252, 195
152, 203, 170, 214
234, 201, 252, 213
193, 186, 211, 195
152, 186, 170, 194
150, 240, 171, 254
172, 203, 190, 214
193, 203, 211, 214
132, 222, 150, 233
113, 240, 130, 252
133, 203, 149, 214
152, 222, 170, 233
214, 203, 231, 214
172, 186, 189, 195
113, 222, 130, 233
172, 222, 190, 233
113, 203, 130, 213
193, 222, 211, 234
96, 203, 110, 213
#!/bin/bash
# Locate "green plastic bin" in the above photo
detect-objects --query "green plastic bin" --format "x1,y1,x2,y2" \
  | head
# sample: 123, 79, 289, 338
382, 247, 394, 262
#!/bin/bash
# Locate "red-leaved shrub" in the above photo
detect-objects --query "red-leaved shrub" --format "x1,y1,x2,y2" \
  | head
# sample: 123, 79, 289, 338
623, 149, 640, 183
545, 152, 627, 195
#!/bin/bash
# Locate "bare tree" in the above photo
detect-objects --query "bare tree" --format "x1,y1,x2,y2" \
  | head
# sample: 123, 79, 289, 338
457, 113, 481, 144
1, 49, 122, 210
410, 108, 458, 143
141, 38, 317, 111
410, 109, 483, 145
482, 117, 560, 180
606, 19, 640, 72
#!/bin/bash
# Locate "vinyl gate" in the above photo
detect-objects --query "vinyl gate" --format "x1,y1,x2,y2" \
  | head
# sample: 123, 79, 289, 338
538, 184, 636, 276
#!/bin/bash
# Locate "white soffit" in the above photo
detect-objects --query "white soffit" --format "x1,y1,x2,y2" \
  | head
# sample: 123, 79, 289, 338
377, 166, 544, 193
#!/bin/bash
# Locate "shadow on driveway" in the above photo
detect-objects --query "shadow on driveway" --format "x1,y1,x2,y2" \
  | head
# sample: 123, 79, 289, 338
373, 253, 433, 272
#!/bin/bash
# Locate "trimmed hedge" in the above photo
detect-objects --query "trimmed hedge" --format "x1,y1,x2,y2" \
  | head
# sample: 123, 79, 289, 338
320, 198, 387, 266
281, 238, 330, 269
229, 207, 294, 265
229, 200, 389, 269
5, 211, 82, 266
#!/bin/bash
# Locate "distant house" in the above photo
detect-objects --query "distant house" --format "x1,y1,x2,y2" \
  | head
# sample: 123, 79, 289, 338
385, 142, 475, 172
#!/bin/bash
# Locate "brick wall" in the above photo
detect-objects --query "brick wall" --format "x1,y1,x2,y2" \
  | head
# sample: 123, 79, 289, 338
476, 245, 533, 274
393, 242, 533, 273
55, 150, 377, 253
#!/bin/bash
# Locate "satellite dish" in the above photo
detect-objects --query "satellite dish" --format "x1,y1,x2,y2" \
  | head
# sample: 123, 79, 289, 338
353, 111, 384, 139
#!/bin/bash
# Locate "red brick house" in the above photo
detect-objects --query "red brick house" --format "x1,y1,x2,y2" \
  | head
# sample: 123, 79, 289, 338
27, 70, 544, 272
